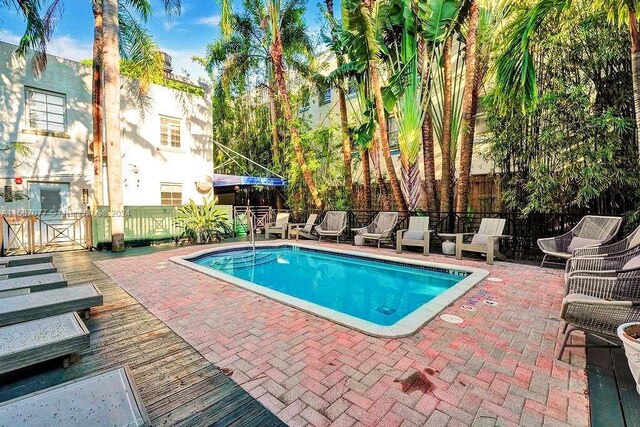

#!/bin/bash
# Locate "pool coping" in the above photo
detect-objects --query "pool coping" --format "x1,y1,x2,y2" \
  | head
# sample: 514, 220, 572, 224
170, 242, 489, 338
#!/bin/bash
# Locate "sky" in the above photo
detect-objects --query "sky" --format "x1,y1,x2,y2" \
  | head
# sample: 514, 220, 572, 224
0, 0, 329, 82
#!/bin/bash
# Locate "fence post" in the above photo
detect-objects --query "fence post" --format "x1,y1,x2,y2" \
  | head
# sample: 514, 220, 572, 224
85, 211, 93, 250
0, 215, 4, 257
28, 215, 35, 254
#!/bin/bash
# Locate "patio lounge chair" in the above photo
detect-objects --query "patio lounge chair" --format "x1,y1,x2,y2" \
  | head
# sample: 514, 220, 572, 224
315, 211, 347, 243
537, 215, 622, 267
571, 225, 640, 258
0, 253, 52, 267
265, 213, 290, 239
288, 213, 318, 240
0, 365, 149, 427
354, 212, 399, 248
455, 218, 509, 265
0, 312, 90, 374
396, 216, 433, 255
0, 284, 103, 326
0, 272, 67, 298
558, 264, 640, 359
0, 262, 56, 279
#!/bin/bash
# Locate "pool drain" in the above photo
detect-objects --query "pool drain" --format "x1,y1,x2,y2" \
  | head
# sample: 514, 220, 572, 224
376, 305, 397, 316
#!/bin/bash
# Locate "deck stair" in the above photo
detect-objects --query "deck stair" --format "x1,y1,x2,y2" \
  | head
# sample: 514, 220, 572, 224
205, 251, 279, 271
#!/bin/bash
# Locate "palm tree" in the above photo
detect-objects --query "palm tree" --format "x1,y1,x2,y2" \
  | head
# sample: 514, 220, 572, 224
91, 0, 104, 208
324, 0, 354, 197
266, 0, 323, 208
199, 0, 313, 169
2, 0, 64, 74
439, 38, 453, 213
103, 0, 124, 251
454, 0, 479, 213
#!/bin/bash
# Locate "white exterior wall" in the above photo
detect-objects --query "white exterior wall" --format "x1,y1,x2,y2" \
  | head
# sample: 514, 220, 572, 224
0, 41, 213, 212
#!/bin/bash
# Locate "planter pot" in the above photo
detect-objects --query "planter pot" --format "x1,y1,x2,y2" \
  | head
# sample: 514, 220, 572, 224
617, 322, 640, 395
442, 241, 456, 256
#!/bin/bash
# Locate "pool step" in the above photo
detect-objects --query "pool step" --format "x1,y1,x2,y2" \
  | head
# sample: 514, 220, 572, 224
205, 252, 279, 271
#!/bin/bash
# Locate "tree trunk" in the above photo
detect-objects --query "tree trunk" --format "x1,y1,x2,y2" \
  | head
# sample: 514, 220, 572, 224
629, 6, 640, 157
372, 130, 391, 210
103, 0, 125, 251
270, 31, 323, 209
91, 0, 104, 211
439, 39, 453, 213
422, 111, 438, 211
325, 0, 353, 197
455, 0, 480, 213
361, 147, 372, 209
268, 79, 279, 166
369, 63, 408, 213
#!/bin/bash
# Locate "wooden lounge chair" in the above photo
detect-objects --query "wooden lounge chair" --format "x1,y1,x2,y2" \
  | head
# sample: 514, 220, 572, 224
0, 284, 103, 326
537, 215, 622, 267
0, 364, 149, 426
396, 216, 433, 255
0, 253, 52, 267
455, 218, 509, 265
265, 213, 290, 239
0, 263, 56, 279
0, 272, 68, 298
558, 263, 640, 360
0, 312, 90, 374
315, 211, 347, 243
354, 212, 399, 248
288, 213, 318, 240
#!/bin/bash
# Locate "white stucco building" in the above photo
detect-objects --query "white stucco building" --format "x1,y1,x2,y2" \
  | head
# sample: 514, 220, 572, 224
0, 41, 213, 214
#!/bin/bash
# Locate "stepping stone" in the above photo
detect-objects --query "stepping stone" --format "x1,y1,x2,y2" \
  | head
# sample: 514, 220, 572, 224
0, 284, 103, 326
0, 312, 90, 374
0, 365, 148, 426
0, 253, 53, 267
0, 263, 56, 279
0, 273, 67, 298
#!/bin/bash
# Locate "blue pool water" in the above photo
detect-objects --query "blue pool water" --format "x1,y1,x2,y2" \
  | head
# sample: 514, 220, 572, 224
192, 247, 466, 326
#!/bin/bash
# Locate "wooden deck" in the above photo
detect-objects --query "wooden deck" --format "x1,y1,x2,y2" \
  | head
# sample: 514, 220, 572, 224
0, 246, 285, 427
587, 336, 640, 427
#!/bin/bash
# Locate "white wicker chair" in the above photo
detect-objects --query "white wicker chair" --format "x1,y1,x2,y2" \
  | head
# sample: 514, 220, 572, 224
572, 225, 640, 258
537, 215, 622, 267
354, 212, 399, 248
396, 216, 433, 255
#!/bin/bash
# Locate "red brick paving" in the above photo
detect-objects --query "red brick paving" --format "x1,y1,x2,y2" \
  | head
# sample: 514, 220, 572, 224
96, 242, 589, 426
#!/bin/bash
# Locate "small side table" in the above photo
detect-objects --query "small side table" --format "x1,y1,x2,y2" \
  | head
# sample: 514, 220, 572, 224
354, 235, 364, 247
439, 233, 457, 255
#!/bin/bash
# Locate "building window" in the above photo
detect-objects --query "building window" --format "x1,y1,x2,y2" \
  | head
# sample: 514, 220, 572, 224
387, 117, 399, 151
26, 88, 66, 132
160, 117, 181, 148
160, 183, 182, 206
319, 88, 331, 106
347, 78, 357, 98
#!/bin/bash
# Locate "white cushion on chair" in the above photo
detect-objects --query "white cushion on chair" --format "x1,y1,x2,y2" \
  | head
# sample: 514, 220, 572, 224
623, 255, 640, 270
567, 237, 601, 253
404, 231, 424, 240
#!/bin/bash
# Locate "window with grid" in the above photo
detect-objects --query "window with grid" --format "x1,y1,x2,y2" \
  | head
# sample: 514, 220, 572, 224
160, 117, 181, 148
387, 117, 399, 150
26, 88, 66, 132
160, 183, 182, 206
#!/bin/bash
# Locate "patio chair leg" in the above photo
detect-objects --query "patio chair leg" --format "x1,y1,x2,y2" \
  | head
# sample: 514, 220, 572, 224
557, 326, 576, 360
62, 356, 71, 369
540, 255, 548, 268
83, 308, 90, 320
377, 240, 381, 249
562, 322, 568, 334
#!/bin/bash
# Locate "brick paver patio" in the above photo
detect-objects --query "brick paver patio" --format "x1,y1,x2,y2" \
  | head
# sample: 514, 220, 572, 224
96, 242, 589, 426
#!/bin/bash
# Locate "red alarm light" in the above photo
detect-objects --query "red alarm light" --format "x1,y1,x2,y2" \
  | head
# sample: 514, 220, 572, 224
14, 177, 23, 185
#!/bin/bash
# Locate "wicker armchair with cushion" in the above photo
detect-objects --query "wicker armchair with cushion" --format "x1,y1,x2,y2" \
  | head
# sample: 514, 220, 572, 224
558, 258, 640, 360
572, 225, 640, 258
565, 246, 640, 281
537, 215, 622, 267
354, 212, 399, 248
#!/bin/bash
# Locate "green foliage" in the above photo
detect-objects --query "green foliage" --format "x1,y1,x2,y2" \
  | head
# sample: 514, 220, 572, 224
485, 9, 639, 214
175, 198, 232, 243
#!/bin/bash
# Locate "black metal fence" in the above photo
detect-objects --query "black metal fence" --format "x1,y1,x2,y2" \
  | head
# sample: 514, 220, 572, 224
287, 209, 601, 261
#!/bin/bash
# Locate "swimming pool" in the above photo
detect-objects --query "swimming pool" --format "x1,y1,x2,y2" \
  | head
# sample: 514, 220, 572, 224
172, 243, 488, 337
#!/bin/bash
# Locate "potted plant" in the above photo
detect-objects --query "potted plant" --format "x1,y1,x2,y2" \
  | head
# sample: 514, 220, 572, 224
175, 198, 232, 244
617, 322, 640, 394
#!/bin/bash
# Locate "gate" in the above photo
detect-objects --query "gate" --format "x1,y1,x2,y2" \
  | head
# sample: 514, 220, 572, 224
1, 213, 92, 256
